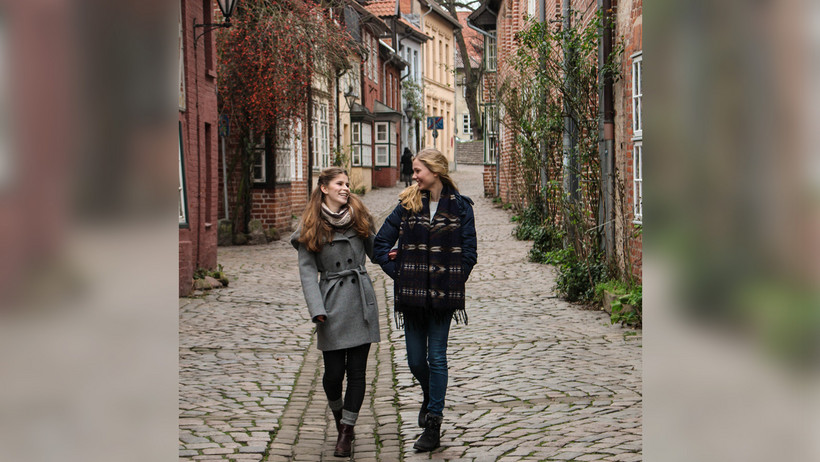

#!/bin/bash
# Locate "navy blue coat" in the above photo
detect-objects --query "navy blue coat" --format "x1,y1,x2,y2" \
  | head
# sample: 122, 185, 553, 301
374, 192, 477, 282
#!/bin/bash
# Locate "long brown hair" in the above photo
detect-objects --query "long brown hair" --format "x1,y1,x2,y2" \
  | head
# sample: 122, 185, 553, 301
298, 167, 373, 253
398, 148, 459, 213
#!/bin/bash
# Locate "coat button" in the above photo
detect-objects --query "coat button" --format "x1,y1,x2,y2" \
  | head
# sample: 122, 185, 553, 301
330, 242, 334, 246
336, 262, 341, 267
339, 281, 344, 286
347, 258, 352, 263
351, 278, 357, 283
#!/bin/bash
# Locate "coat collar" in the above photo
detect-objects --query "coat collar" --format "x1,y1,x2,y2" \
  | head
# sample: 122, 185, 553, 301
331, 226, 359, 241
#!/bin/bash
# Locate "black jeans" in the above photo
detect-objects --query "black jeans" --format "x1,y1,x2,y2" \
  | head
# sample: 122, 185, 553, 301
322, 343, 371, 413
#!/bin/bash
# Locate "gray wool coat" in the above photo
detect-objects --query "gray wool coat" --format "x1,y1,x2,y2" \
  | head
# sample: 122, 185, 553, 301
290, 227, 380, 351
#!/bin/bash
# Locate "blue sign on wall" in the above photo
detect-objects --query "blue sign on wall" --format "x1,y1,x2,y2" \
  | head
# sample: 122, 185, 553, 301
426, 116, 444, 130
218, 114, 230, 138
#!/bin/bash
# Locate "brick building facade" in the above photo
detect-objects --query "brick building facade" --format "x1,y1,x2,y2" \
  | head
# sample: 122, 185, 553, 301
469, 0, 642, 281
614, 0, 643, 280
179, 0, 219, 296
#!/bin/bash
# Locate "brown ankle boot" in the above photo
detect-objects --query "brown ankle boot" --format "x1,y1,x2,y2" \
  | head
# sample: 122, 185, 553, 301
334, 423, 355, 457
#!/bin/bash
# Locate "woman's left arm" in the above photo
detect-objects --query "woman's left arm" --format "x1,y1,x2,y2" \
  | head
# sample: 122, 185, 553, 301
460, 197, 478, 278
364, 232, 376, 262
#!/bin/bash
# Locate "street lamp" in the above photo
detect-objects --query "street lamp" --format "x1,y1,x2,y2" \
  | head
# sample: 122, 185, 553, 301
195, 0, 240, 43
344, 87, 358, 111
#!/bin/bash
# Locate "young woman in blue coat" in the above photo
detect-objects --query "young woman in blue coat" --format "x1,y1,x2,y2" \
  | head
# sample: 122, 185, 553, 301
374, 148, 477, 452
291, 167, 379, 457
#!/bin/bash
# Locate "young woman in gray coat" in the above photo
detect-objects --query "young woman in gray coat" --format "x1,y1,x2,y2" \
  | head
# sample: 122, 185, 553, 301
290, 167, 379, 458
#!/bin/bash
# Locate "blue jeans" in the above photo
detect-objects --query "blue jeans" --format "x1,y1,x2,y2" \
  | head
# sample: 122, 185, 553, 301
404, 316, 452, 417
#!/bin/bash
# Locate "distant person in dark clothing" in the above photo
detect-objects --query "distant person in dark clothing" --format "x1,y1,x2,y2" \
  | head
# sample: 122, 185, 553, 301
401, 147, 414, 187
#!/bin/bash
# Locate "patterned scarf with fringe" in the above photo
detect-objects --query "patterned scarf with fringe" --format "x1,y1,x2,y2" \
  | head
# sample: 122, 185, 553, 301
394, 186, 468, 327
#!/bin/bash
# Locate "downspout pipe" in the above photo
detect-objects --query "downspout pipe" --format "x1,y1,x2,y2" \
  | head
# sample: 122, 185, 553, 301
562, 0, 578, 205
598, 0, 615, 259
465, 16, 499, 197
539, 0, 548, 204
307, 88, 314, 197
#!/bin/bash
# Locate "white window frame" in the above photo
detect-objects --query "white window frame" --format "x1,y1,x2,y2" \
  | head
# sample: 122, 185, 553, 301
462, 113, 471, 135
361, 122, 372, 167
632, 52, 642, 223
485, 35, 497, 72
372, 35, 378, 84
275, 123, 293, 183
312, 100, 330, 170
633, 141, 642, 223
413, 50, 419, 82
374, 122, 394, 166
178, 122, 188, 226
351, 122, 373, 167
632, 52, 642, 138
351, 123, 361, 166
527, 0, 536, 18
484, 105, 498, 164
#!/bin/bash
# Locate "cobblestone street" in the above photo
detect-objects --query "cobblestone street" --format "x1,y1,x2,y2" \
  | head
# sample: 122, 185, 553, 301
179, 165, 642, 461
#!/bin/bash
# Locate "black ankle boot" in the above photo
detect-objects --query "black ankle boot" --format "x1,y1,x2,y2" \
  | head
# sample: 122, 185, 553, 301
418, 393, 430, 428
413, 414, 441, 452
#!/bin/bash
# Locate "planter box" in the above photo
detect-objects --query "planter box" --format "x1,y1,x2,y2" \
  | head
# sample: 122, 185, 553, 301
602, 290, 637, 316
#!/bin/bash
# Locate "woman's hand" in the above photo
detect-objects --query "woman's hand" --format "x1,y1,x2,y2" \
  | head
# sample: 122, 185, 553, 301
314, 315, 327, 323
388, 249, 398, 260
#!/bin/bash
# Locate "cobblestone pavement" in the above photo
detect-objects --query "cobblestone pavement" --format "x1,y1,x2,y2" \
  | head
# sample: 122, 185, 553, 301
180, 165, 642, 461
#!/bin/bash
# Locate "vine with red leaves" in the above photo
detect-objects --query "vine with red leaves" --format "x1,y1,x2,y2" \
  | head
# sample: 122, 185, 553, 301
216, 0, 353, 232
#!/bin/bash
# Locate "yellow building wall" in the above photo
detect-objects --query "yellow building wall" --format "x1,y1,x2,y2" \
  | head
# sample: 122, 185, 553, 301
422, 13, 457, 165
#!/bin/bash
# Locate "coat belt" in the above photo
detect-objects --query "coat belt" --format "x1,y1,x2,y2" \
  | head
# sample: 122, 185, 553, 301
321, 265, 377, 326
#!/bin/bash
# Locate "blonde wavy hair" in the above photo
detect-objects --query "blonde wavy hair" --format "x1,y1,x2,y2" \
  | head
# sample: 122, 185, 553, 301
398, 148, 459, 213
298, 167, 373, 253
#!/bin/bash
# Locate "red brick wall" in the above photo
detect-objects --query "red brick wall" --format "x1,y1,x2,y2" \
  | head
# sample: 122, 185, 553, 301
372, 63, 401, 188
614, 0, 642, 281
179, 0, 219, 296
219, 114, 313, 233
483, 165, 497, 196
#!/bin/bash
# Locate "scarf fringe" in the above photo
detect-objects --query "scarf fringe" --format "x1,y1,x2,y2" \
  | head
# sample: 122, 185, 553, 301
393, 306, 468, 329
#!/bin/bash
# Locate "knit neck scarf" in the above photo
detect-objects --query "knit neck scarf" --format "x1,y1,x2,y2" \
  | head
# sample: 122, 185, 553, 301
394, 186, 468, 326
321, 203, 353, 230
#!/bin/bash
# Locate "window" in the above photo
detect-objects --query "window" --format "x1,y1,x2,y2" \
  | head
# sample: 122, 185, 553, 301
445, 43, 450, 85
312, 101, 330, 169
632, 52, 642, 222
413, 50, 419, 81
528, 0, 536, 18
632, 53, 642, 138
485, 35, 496, 71
438, 39, 443, 82
203, 0, 213, 74
351, 122, 373, 167
178, 3, 185, 111
352, 123, 361, 165
361, 122, 372, 167
178, 122, 188, 226
250, 129, 267, 183
485, 105, 497, 164
275, 123, 293, 183
388, 75, 393, 108
374, 122, 394, 166
633, 142, 642, 222
462, 113, 471, 135
371, 35, 378, 84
